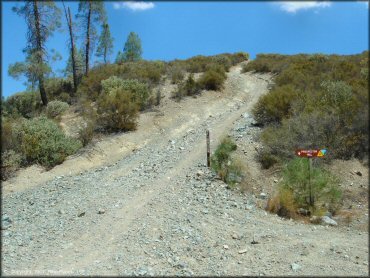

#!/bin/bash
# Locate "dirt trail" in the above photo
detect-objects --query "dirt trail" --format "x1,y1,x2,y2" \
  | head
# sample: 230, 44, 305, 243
2, 64, 368, 276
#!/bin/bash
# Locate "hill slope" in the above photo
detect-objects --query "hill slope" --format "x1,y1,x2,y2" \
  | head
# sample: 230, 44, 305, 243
2, 64, 368, 276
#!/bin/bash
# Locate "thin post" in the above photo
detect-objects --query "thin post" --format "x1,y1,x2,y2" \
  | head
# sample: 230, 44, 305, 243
308, 157, 313, 206
206, 130, 210, 167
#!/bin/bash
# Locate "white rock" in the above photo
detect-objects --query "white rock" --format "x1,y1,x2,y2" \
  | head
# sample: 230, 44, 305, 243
291, 263, 301, 272
321, 216, 337, 226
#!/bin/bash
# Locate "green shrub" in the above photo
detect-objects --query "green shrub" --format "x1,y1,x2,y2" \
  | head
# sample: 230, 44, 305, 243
3, 91, 42, 118
155, 89, 161, 106
251, 52, 368, 162
1, 150, 21, 181
45, 100, 69, 119
44, 78, 73, 101
211, 137, 243, 187
1, 116, 18, 152
78, 120, 95, 147
256, 150, 279, 169
170, 66, 185, 84
280, 158, 342, 214
252, 85, 299, 124
101, 76, 152, 110
13, 117, 82, 168
96, 87, 139, 132
198, 65, 227, 91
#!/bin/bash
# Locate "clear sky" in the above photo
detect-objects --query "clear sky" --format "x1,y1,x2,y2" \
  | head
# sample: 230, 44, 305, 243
1, 1, 369, 98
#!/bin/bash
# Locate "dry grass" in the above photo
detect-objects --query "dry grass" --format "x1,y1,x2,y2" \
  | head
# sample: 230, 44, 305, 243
265, 188, 298, 219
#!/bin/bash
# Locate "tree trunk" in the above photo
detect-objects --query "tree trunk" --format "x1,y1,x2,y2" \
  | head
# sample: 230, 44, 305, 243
33, 0, 48, 106
85, 1, 91, 75
67, 6, 77, 94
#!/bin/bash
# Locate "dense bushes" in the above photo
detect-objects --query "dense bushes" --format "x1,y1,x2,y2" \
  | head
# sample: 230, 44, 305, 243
101, 76, 152, 110
96, 88, 139, 132
3, 91, 42, 118
247, 52, 368, 164
12, 117, 82, 168
169, 52, 249, 74
266, 158, 342, 218
44, 78, 73, 103
45, 100, 69, 119
1, 150, 21, 181
77, 61, 165, 101
198, 65, 227, 91
172, 74, 201, 100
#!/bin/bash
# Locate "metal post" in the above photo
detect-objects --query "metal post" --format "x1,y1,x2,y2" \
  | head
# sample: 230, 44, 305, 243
206, 130, 210, 167
308, 157, 313, 206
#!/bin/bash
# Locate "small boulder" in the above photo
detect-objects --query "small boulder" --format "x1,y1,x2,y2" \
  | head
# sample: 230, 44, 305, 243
321, 216, 337, 226
291, 263, 301, 272
196, 170, 204, 177
259, 193, 267, 199
355, 171, 362, 176
98, 209, 105, 215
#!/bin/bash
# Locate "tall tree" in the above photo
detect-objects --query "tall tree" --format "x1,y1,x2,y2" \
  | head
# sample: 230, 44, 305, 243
8, 1, 61, 106
62, 1, 77, 94
76, 1, 106, 75
122, 32, 143, 62
65, 47, 85, 79
96, 22, 114, 64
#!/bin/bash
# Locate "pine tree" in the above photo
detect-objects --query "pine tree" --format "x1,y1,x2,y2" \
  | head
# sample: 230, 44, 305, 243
76, 0, 106, 75
96, 23, 114, 64
122, 32, 143, 62
8, 1, 61, 106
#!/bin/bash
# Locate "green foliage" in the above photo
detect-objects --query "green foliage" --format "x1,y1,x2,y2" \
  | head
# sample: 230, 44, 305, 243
198, 65, 227, 91
101, 76, 152, 110
78, 61, 165, 101
12, 116, 82, 168
168, 52, 249, 74
10, 1, 62, 105
280, 158, 342, 214
96, 22, 114, 63
120, 32, 143, 62
250, 52, 368, 162
3, 91, 42, 118
253, 85, 299, 124
170, 66, 185, 84
211, 137, 243, 186
1, 150, 22, 181
173, 74, 201, 100
44, 78, 73, 103
45, 100, 69, 118
96, 87, 139, 132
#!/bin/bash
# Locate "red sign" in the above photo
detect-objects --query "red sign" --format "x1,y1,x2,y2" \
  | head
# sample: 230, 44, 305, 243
295, 149, 327, 158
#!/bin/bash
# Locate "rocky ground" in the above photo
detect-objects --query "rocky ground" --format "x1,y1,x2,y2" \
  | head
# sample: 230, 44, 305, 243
1, 64, 368, 276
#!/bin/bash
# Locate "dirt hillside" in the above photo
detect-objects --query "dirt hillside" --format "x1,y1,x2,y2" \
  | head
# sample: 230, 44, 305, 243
2, 64, 368, 276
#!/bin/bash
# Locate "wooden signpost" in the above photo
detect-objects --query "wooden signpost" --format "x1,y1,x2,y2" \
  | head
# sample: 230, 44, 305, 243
206, 130, 210, 167
295, 149, 327, 206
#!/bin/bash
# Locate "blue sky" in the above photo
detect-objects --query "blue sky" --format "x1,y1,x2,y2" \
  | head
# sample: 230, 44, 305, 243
1, 1, 369, 98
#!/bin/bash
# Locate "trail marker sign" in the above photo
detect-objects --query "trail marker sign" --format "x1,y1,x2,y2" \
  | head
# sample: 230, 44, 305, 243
295, 149, 327, 158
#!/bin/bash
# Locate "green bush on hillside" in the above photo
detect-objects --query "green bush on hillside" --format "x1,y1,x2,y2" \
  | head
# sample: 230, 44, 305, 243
96, 87, 139, 132
198, 65, 227, 91
45, 100, 69, 119
1, 150, 21, 181
12, 116, 82, 168
101, 76, 152, 110
211, 137, 244, 187
3, 91, 42, 118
